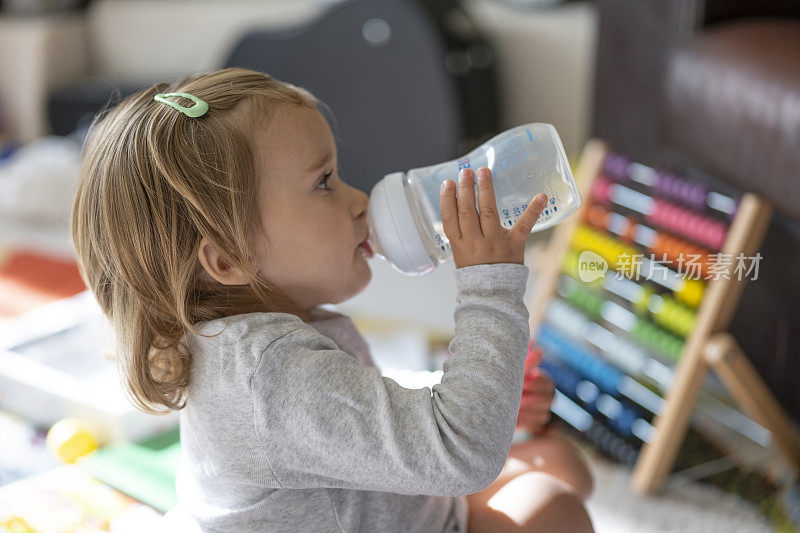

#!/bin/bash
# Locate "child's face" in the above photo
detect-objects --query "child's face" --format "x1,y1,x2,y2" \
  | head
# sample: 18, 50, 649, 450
252, 103, 372, 312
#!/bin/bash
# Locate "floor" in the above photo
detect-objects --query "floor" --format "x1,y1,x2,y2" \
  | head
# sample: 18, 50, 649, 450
584, 451, 773, 532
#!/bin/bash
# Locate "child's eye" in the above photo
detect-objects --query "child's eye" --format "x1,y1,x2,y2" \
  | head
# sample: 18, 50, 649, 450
315, 171, 333, 191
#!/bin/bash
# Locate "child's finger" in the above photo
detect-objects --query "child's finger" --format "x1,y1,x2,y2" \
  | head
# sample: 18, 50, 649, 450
523, 371, 548, 394
528, 347, 543, 367
525, 372, 553, 393
522, 403, 554, 417
522, 382, 555, 397
517, 408, 546, 421
521, 394, 554, 411
518, 403, 551, 416
510, 193, 547, 245
524, 372, 552, 386
456, 169, 481, 237
525, 368, 546, 377
519, 411, 552, 425
476, 168, 502, 236
522, 390, 554, 405
519, 396, 553, 413
523, 374, 549, 388
517, 412, 551, 433
532, 414, 552, 432
440, 179, 461, 241
524, 368, 542, 382
519, 411, 551, 427
521, 394, 554, 410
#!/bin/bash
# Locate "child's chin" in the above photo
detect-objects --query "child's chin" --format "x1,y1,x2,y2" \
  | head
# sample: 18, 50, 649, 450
329, 265, 372, 305
361, 264, 373, 285
351, 263, 373, 296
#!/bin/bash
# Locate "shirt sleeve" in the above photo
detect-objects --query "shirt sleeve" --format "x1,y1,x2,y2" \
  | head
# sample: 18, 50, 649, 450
250, 263, 530, 496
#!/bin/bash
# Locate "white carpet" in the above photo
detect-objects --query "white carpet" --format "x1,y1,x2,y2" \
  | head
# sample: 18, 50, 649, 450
585, 454, 772, 532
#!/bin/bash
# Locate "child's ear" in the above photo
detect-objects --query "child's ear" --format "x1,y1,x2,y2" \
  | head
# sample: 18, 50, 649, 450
197, 236, 249, 285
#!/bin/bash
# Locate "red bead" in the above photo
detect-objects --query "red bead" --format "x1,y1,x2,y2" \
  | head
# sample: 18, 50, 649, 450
592, 177, 612, 203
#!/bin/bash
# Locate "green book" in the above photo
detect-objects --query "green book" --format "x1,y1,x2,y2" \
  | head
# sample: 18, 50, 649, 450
80, 426, 181, 513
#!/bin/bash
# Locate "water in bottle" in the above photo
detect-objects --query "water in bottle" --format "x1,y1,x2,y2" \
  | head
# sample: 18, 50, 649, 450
367, 123, 580, 275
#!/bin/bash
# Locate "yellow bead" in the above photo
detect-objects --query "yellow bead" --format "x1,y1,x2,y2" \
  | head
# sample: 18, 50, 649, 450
676, 279, 705, 307
46, 418, 98, 463
634, 289, 652, 315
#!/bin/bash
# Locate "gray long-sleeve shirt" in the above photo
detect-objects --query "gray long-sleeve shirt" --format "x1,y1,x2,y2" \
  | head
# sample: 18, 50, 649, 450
175, 263, 530, 532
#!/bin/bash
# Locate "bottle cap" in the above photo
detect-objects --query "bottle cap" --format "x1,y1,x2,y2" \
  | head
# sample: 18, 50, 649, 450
368, 172, 435, 275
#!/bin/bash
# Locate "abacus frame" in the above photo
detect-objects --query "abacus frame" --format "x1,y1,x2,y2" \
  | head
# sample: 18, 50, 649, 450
528, 139, 800, 494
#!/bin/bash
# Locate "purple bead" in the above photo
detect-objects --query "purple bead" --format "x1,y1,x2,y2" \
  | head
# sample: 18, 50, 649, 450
653, 174, 664, 195
690, 185, 707, 209
654, 171, 666, 194
678, 181, 691, 201
604, 153, 630, 181
667, 175, 680, 198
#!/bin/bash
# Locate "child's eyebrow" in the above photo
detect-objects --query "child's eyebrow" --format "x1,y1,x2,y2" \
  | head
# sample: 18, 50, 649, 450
306, 152, 332, 174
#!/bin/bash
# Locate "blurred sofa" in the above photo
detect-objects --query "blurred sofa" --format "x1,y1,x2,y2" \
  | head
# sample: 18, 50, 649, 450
593, 0, 800, 421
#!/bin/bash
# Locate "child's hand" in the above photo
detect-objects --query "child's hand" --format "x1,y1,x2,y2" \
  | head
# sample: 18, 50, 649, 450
516, 347, 555, 435
440, 167, 548, 268
517, 369, 555, 435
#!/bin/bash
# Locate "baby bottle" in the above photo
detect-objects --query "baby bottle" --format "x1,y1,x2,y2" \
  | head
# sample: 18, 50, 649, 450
367, 123, 581, 275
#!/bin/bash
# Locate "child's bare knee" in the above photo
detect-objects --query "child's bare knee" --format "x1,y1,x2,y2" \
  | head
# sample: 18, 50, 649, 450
468, 471, 594, 533
544, 434, 594, 499
559, 443, 594, 500
531, 490, 594, 533
511, 432, 595, 500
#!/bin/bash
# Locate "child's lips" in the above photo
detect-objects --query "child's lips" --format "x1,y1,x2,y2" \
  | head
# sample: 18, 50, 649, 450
358, 240, 374, 259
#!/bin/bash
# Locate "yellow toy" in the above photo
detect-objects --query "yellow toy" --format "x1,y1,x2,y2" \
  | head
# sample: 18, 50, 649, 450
46, 418, 99, 463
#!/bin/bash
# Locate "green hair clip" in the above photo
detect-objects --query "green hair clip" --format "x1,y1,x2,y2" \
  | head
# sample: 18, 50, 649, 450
153, 92, 209, 118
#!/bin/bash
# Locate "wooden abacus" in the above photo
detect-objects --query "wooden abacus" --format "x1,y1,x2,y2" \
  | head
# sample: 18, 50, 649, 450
527, 139, 800, 493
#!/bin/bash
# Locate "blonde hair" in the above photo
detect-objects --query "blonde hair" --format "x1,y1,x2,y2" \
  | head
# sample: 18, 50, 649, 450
71, 68, 318, 414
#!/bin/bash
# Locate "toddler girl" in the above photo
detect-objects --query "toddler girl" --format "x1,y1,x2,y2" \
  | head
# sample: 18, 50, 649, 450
71, 68, 593, 532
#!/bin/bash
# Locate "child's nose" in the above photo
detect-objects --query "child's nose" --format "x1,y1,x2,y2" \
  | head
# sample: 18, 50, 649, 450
349, 184, 369, 219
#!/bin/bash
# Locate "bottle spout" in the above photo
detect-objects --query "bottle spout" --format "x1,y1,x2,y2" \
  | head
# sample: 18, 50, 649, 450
366, 172, 436, 275
366, 214, 386, 260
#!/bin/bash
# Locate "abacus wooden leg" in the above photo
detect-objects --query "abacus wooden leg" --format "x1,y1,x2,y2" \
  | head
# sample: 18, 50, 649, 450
705, 332, 800, 475
631, 194, 772, 493
630, 338, 710, 493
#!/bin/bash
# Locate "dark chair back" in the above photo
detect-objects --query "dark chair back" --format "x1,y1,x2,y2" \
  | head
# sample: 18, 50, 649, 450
225, 0, 462, 193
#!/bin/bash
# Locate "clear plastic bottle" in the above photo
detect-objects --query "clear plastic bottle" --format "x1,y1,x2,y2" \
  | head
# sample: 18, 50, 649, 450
367, 123, 581, 275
